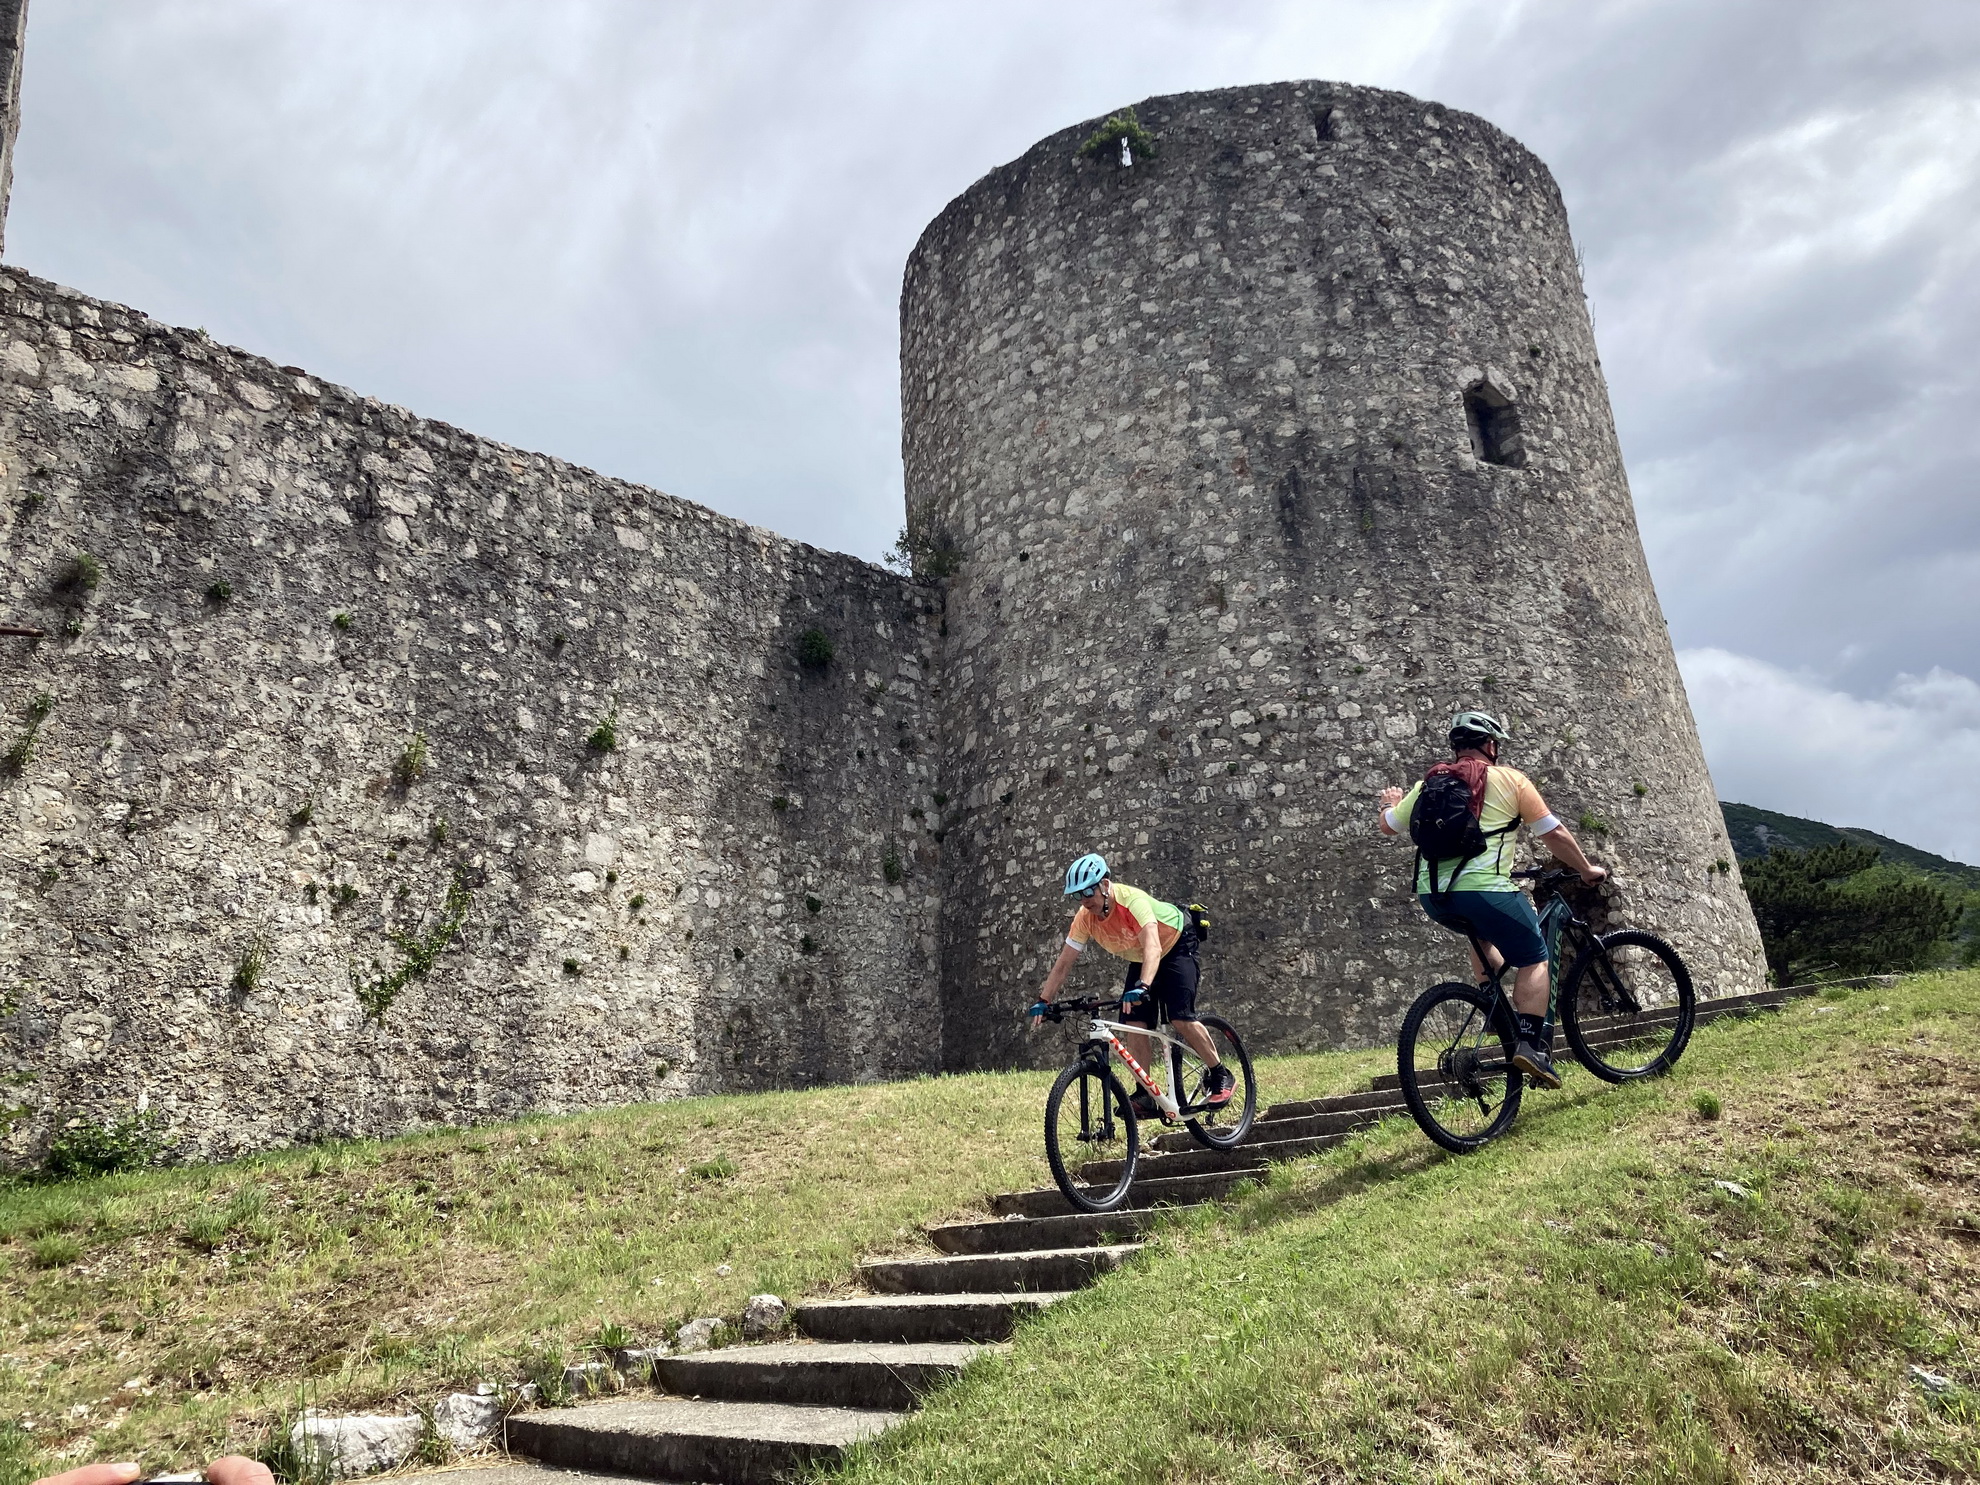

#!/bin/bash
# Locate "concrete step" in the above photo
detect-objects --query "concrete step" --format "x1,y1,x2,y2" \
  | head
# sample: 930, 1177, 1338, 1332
398, 1467, 646, 1485
988, 1167, 1262, 1220
796, 1291, 1069, 1344
861, 1243, 1139, 1295
652, 1341, 992, 1412
508, 1396, 901, 1485
1151, 1104, 1389, 1153
927, 1208, 1162, 1255
1079, 1130, 1352, 1184
1257, 1086, 1410, 1121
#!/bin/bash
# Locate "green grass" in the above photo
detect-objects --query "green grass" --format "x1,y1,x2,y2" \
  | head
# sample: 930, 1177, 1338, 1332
833, 971, 1980, 1483
0, 1039, 1381, 1471
8, 979, 1972, 1481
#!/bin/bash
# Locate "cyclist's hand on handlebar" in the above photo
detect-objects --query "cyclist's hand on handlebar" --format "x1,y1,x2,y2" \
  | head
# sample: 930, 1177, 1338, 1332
1026, 998, 1052, 1030
1121, 986, 1148, 1011
1580, 864, 1610, 886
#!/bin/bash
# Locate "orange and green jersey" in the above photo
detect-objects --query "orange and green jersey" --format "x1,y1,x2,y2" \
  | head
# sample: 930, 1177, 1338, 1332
1387, 764, 1561, 893
1067, 882, 1188, 961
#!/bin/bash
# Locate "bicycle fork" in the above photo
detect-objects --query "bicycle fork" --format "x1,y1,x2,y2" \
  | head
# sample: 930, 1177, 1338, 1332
1090, 1023, 1181, 1120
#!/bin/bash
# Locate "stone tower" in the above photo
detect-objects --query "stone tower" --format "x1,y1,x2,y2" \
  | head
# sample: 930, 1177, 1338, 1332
0, 0, 28, 258
902, 81, 1768, 1069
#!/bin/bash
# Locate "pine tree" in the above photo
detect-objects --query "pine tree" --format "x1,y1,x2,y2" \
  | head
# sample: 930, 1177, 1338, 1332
1741, 842, 1958, 985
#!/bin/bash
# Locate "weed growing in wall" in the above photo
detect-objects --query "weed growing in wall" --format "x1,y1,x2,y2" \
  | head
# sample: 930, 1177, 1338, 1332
288, 794, 316, 830
231, 936, 270, 999
1079, 106, 1157, 161
60, 552, 103, 596
587, 706, 619, 754
628, 893, 646, 911
883, 522, 963, 581
332, 611, 352, 631
882, 847, 903, 884
349, 869, 473, 1024
796, 628, 835, 669
394, 731, 430, 789
206, 579, 234, 603
1, 692, 54, 775
1577, 811, 1612, 837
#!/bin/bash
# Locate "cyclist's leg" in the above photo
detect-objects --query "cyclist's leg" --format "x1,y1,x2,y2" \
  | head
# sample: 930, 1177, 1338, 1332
1118, 961, 1159, 1088
1153, 948, 1218, 1065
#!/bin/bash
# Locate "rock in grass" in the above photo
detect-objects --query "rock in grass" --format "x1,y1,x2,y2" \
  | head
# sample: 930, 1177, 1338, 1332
562, 1360, 620, 1397
1712, 1179, 1752, 1199
741, 1293, 788, 1337
674, 1316, 724, 1353
291, 1412, 424, 1478
432, 1391, 504, 1449
612, 1345, 668, 1378
1910, 1364, 1953, 1394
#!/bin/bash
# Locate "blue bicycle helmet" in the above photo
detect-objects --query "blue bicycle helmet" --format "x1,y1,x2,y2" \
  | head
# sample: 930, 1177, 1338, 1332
1062, 852, 1109, 895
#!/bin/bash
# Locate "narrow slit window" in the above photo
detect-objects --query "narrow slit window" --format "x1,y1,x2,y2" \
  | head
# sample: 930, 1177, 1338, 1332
1463, 382, 1527, 468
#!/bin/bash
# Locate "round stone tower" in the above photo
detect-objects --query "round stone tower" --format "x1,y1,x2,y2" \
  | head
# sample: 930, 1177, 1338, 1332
902, 80, 1768, 1070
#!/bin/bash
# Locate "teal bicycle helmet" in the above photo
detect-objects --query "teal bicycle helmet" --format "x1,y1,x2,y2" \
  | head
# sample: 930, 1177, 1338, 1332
1062, 852, 1109, 895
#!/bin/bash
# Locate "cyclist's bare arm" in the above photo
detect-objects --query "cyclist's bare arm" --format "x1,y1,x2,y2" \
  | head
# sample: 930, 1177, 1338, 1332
1135, 921, 1162, 983
1037, 941, 1082, 1003
1538, 824, 1608, 885
1376, 785, 1405, 835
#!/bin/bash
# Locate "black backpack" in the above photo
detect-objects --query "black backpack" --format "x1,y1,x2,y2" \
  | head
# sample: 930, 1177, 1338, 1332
1185, 903, 1212, 943
1409, 759, 1517, 897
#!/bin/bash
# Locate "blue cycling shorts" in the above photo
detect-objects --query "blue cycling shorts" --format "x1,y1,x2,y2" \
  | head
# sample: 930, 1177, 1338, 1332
1418, 890, 1548, 968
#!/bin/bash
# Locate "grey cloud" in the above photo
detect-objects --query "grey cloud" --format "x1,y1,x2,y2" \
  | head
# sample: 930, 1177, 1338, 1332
11, 0, 1980, 853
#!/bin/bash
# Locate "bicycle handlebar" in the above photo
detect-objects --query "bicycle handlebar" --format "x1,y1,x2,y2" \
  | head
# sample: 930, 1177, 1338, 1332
1037, 994, 1124, 1022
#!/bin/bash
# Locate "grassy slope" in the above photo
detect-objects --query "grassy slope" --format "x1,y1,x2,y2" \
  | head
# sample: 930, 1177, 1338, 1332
0, 1036, 1387, 1471
1721, 802, 1980, 889
839, 972, 1980, 1484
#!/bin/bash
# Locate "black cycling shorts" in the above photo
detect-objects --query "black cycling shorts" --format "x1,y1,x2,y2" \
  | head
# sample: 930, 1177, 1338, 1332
1119, 926, 1201, 1026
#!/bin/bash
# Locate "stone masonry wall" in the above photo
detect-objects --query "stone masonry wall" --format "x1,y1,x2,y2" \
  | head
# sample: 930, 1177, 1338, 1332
0, 270, 943, 1162
902, 81, 1769, 1069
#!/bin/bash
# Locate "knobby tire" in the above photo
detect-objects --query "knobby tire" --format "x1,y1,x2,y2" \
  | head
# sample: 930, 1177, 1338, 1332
1559, 929, 1695, 1082
1043, 1058, 1140, 1214
1171, 1013, 1257, 1151
1397, 981, 1524, 1154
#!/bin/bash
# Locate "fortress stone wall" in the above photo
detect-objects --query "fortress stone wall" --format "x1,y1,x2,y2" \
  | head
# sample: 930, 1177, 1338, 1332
904, 81, 1768, 1067
0, 68, 1768, 1161
0, 271, 942, 1161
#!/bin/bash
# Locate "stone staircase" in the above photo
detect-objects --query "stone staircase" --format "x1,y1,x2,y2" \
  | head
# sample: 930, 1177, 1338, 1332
468, 983, 1813, 1484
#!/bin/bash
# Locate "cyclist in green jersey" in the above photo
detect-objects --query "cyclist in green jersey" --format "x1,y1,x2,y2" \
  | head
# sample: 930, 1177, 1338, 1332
1378, 711, 1607, 1088
1026, 852, 1235, 1116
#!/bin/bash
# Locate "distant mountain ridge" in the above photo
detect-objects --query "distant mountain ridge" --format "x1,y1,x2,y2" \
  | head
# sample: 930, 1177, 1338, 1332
1721, 802, 1980, 890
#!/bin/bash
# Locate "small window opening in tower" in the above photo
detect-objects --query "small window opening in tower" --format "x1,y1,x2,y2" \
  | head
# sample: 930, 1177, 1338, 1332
1313, 107, 1337, 142
1463, 381, 1527, 468
1119, 137, 1133, 167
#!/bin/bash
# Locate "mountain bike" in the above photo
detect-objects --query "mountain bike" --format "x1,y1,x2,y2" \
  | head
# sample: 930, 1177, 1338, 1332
1034, 995, 1256, 1212
1397, 867, 1694, 1154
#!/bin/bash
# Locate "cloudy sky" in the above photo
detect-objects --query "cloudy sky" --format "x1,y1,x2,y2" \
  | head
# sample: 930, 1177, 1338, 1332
12, 0, 1980, 861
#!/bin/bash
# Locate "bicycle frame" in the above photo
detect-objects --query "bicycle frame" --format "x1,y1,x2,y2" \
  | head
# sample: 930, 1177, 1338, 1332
1080, 1015, 1189, 1121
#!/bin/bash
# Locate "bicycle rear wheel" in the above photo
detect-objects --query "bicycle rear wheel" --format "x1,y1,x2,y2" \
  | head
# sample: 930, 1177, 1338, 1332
1397, 982, 1523, 1154
1043, 1058, 1140, 1213
1170, 1014, 1256, 1151
1560, 929, 1695, 1082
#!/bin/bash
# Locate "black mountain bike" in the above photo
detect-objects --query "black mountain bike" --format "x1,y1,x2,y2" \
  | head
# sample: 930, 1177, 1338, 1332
1397, 867, 1695, 1154
1035, 995, 1256, 1212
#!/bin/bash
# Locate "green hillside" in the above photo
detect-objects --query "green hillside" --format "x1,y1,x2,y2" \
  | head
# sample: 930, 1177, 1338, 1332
1722, 801, 1980, 889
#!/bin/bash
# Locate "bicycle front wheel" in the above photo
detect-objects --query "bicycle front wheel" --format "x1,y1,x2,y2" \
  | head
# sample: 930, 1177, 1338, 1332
1043, 1058, 1140, 1213
1398, 982, 1523, 1154
1560, 929, 1694, 1082
1170, 1014, 1256, 1151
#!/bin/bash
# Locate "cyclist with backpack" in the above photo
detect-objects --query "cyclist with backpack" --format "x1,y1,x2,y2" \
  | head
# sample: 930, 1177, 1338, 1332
1026, 852, 1236, 1117
1377, 711, 1607, 1088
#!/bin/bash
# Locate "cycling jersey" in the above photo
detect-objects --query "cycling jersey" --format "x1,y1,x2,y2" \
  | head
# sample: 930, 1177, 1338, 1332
1386, 765, 1561, 894
1066, 882, 1187, 961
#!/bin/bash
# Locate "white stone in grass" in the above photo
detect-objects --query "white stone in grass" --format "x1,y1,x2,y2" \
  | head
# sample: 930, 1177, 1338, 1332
290, 1411, 424, 1478
432, 1392, 504, 1449
674, 1316, 724, 1352
1909, 1365, 1953, 1394
742, 1294, 788, 1337
1712, 1179, 1751, 1199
